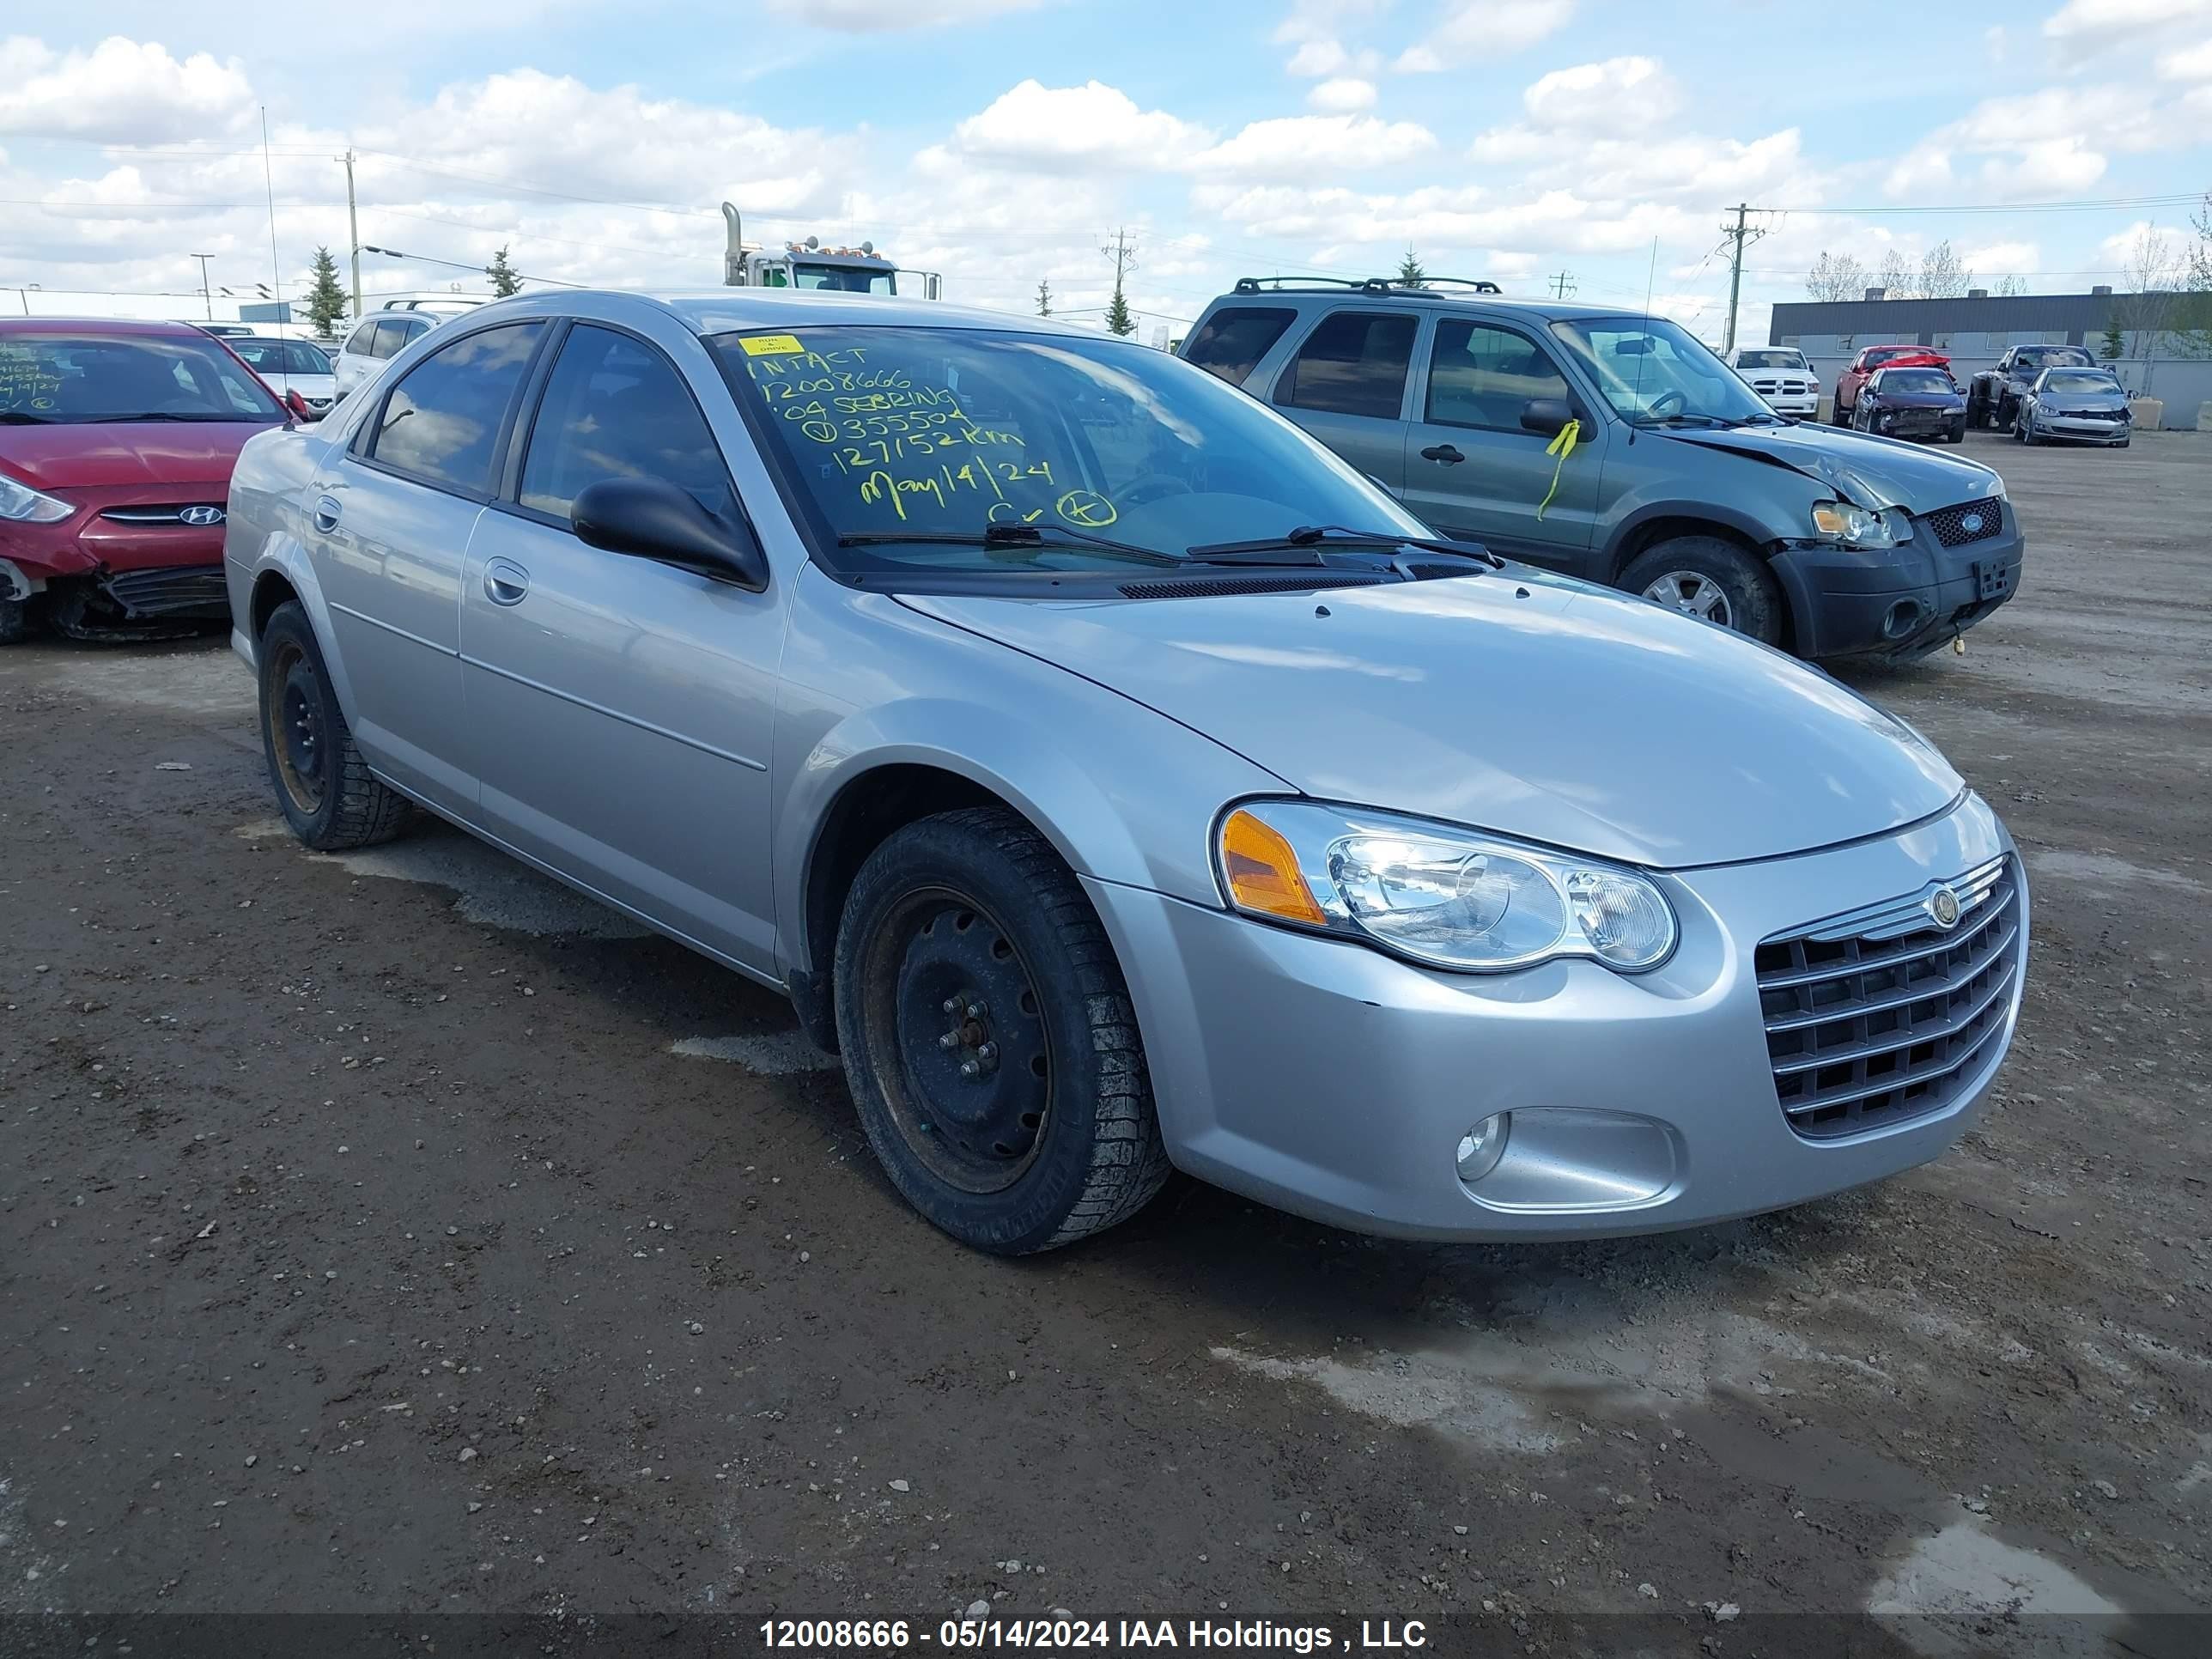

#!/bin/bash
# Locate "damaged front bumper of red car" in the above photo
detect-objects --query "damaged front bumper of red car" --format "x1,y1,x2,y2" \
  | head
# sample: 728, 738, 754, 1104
2, 495, 234, 638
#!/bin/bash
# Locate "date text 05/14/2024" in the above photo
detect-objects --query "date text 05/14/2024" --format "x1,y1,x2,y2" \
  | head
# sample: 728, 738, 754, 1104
758, 1618, 1431, 1651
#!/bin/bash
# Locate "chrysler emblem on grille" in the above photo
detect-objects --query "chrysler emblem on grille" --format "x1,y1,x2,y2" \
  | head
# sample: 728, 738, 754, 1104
179, 505, 226, 526
1927, 886, 1962, 928
1960, 513, 1984, 534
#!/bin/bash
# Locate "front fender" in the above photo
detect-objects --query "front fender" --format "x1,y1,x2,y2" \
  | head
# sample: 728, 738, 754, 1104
222, 428, 354, 716
770, 577, 1287, 983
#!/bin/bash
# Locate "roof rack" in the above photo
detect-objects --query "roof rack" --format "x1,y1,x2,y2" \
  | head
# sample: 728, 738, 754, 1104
1231, 275, 1502, 296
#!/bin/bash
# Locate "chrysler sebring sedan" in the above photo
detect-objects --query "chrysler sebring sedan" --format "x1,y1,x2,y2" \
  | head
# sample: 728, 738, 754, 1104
222, 290, 2027, 1255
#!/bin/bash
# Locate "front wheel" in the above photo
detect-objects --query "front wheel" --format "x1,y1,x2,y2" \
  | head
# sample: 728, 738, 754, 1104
257, 601, 413, 850
834, 806, 1172, 1255
1621, 536, 1784, 646
0, 596, 33, 646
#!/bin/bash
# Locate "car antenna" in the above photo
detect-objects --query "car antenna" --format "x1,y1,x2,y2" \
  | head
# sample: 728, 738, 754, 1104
1627, 235, 1656, 446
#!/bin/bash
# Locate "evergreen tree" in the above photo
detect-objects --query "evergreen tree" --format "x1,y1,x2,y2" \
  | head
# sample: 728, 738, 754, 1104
1036, 279, 1053, 317
1104, 281, 1134, 337
301, 246, 348, 337
485, 246, 524, 298
2100, 316, 2125, 360
1395, 246, 1426, 288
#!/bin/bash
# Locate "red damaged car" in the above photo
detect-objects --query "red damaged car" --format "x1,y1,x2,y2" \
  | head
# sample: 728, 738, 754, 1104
1830, 343, 1953, 426
1, 318, 289, 642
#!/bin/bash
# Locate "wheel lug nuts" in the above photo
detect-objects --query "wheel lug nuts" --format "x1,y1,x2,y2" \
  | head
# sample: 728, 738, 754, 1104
976, 1042, 997, 1063
939, 1032, 959, 1049
941, 995, 961, 1013
966, 1001, 987, 1019
959, 1060, 980, 1079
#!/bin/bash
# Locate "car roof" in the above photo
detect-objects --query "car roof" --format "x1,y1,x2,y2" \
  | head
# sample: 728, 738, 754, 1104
0, 316, 217, 337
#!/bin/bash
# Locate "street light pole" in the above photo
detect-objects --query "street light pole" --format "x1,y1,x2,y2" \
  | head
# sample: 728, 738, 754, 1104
339, 150, 362, 319
191, 253, 215, 320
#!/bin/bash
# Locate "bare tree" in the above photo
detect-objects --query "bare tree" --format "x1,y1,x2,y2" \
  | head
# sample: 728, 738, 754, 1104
1917, 240, 1974, 299
1877, 249, 1913, 299
2176, 192, 2212, 358
1994, 275, 2029, 296
2114, 224, 2183, 353
1805, 251, 1865, 302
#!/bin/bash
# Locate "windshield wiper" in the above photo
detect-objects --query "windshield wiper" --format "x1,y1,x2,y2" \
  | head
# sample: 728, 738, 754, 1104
1641, 412, 1729, 428
836, 523, 1182, 566
0, 411, 58, 425
1185, 525, 1504, 570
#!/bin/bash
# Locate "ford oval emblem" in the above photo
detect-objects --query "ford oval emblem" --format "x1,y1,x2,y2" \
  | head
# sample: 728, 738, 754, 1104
1960, 513, 1984, 534
179, 505, 226, 526
1928, 887, 1962, 929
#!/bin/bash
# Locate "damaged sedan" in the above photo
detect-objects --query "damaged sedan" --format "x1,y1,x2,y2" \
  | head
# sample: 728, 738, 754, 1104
1, 318, 285, 643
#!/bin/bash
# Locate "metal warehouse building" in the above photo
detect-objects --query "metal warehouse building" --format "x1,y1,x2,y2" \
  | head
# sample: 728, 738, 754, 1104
1768, 288, 2212, 428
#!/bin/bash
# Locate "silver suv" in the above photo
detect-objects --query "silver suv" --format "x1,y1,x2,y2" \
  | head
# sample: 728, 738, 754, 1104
225, 289, 2027, 1255
1182, 279, 2021, 661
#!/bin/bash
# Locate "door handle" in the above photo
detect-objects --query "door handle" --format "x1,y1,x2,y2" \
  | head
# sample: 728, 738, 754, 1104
1419, 444, 1465, 465
483, 558, 531, 606
312, 495, 341, 533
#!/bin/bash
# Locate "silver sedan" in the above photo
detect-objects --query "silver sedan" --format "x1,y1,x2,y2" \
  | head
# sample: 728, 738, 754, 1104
222, 289, 2027, 1254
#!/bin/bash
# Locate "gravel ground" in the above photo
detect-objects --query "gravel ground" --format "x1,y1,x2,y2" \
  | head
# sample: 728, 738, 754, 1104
2, 431, 2207, 1657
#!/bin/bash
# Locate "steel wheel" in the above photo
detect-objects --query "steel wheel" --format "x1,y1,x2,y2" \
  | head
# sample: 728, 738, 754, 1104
1642, 570, 1735, 629
265, 638, 326, 813
860, 884, 1054, 1194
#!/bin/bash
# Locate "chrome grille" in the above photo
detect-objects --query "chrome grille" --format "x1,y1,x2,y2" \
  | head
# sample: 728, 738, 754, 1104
1919, 500, 2003, 548
98, 504, 224, 526
1755, 856, 2021, 1140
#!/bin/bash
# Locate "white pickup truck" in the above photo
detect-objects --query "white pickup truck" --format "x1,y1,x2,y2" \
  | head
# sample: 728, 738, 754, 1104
1724, 346, 1820, 419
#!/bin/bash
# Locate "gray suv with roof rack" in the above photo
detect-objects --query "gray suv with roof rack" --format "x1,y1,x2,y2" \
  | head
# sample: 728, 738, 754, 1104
1180, 276, 2023, 661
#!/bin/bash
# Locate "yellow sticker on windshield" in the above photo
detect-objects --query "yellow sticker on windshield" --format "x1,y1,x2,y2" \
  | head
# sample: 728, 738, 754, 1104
738, 333, 805, 356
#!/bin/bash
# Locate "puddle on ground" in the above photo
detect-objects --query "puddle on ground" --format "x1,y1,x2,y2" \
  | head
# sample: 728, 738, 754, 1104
671, 1033, 839, 1075
236, 817, 651, 939
1867, 1522, 2122, 1658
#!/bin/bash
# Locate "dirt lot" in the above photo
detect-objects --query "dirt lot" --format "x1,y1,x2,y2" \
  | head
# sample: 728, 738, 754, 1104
3, 432, 2208, 1656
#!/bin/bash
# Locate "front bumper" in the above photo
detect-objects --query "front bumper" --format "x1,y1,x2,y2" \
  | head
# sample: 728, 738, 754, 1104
2036, 414, 2130, 444
1771, 512, 2023, 663
1869, 410, 1963, 440
1088, 795, 2021, 1242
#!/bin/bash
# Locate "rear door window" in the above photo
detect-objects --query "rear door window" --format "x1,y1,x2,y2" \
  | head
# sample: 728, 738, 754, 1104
343, 319, 379, 356
1182, 307, 1296, 387
369, 319, 409, 359
1276, 312, 1416, 421
366, 321, 545, 495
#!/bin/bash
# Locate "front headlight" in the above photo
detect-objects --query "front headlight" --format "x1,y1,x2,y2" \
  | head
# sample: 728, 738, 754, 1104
0, 471, 73, 524
1811, 499, 1906, 547
1217, 801, 1676, 974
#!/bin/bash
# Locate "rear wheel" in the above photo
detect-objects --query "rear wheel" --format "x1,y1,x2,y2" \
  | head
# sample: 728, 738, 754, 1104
1621, 536, 1784, 646
834, 806, 1171, 1255
257, 601, 412, 850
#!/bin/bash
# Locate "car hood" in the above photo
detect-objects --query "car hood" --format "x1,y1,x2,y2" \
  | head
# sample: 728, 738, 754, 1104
1660, 422, 2001, 511
260, 372, 337, 398
0, 421, 271, 490
898, 570, 1964, 868
2040, 387, 2128, 405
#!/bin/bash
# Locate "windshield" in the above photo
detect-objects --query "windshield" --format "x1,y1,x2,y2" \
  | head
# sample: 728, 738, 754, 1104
2042, 368, 2120, 394
0, 331, 286, 423
712, 325, 1425, 574
230, 338, 332, 376
1550, 318, 1775, 426
2016, 346, 2090, 370
1877, 368, 1955, 394
793, 264, 895, 295
1734, 349, 1804, 370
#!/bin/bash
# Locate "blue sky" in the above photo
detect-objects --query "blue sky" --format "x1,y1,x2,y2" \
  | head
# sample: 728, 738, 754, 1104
3, 0, 2209, 339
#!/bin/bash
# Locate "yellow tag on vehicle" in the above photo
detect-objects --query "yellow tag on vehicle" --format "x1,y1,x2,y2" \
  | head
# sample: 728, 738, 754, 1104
738, 334, 805, 356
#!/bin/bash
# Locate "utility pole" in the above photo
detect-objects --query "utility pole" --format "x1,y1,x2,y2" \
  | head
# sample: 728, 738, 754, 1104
191, 253, 214, 319
338, 150, 362, 319
1719, 203, 1769, 356
1036, 278, 1053, 317
1100, 228, 1139, 335
1548, 270, 1577, 300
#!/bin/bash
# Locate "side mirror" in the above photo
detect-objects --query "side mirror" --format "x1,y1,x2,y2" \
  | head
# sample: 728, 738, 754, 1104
285, 388, 320, 422
1519, 397, 1576, 436
571, 477, 768, 591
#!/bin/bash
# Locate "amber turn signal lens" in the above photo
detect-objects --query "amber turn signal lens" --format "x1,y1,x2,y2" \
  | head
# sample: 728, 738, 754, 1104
1220, 808, 1327, 925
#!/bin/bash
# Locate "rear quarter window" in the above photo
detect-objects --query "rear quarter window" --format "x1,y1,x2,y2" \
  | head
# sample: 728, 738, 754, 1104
1182, 307, 1296, 387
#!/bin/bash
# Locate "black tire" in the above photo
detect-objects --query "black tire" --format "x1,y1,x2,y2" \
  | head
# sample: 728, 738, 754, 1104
1947, 418, 1967, 444
1620, 536, 1785, 646
0, 596, 32, 646
1830, 396, 1850, 427
256, 601, 411, 851
1965, 390, 1984, 428
833, 806, 1171, 1255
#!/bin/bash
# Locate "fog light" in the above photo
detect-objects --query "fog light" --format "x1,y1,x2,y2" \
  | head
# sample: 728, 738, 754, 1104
1455, 1114, 1510, 1185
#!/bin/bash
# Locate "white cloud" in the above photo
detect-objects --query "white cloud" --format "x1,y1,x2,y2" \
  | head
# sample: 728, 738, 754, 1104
1395, 0, 1575, 71
1309, 76, 1379, 111
1286, 39, 1351, 74
1188, 114, 1437, 179
1520, 56, 1680, 135
1881, 82, 2185, 204
0, 36, 252, 143
948, 79, 1213, 173
1960, 240, 2040, 277
2043, 0, 2210, 40
2154, 36, 2212, 74
760, 0, 1046, 30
